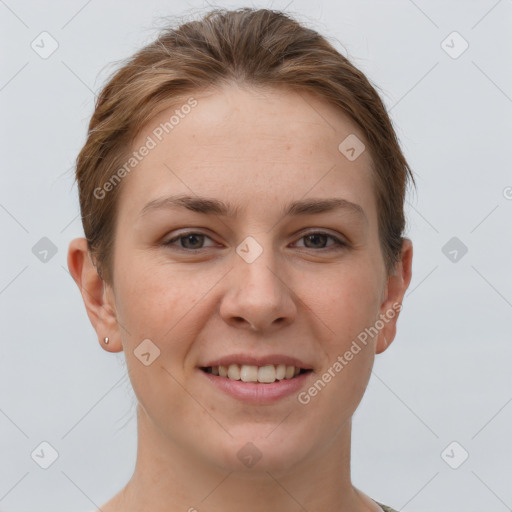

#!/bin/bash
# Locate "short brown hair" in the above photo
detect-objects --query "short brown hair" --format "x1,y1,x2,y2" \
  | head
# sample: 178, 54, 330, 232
74, 7, 415, 284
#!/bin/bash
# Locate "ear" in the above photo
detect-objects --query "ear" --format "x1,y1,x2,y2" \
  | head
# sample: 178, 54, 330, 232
67, 237, 123, 353
375, 238, 413, 354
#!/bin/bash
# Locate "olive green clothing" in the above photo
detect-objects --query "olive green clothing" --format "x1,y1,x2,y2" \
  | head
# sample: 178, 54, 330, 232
375, 501, 399, 512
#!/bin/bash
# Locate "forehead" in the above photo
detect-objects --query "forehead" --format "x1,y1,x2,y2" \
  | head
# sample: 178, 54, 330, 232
119, 84, 376, 225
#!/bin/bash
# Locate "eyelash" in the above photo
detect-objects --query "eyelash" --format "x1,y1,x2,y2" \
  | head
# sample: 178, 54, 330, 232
162, 230, 348, 252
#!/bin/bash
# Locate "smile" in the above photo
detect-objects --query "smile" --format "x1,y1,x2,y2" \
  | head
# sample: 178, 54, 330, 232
202, 364, 312, 384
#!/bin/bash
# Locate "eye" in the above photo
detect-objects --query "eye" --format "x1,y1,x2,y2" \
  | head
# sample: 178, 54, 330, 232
294, 231, 347, 251
163, 231, 217, 250
162, 230, 347, 252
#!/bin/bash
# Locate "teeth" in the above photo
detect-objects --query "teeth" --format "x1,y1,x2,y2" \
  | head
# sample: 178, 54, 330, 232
210, 364, 304, 383
276, 364, 286, 380
258, 365, 276, 383
227, 364, 241, 380
240, 365, 258, 382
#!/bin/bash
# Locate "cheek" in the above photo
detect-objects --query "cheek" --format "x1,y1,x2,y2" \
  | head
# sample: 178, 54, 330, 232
113, 254, 221, 348
307, 263, 382, 415
112, 259, 204, 417
302, 262, 383, 344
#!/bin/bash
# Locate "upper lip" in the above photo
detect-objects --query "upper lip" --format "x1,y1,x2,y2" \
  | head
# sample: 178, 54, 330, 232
200, 354, 313, 370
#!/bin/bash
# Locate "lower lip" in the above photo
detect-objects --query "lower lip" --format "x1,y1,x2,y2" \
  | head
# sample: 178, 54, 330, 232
199, 369, 312, 404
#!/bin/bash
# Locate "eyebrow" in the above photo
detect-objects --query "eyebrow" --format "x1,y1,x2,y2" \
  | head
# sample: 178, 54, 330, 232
138, 194, 368, 223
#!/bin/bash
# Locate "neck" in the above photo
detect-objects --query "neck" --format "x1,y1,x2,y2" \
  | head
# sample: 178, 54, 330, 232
103, 407, 380, 512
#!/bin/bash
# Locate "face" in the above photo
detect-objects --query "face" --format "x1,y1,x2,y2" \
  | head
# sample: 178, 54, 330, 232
101, 84, 405, 473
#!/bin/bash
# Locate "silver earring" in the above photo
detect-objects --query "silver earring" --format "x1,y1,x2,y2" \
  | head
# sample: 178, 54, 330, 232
104, 337, 109, 344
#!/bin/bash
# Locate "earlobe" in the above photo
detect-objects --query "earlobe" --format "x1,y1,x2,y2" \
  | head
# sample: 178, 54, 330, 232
67, 237, 123, 353
375, 238, 413, 354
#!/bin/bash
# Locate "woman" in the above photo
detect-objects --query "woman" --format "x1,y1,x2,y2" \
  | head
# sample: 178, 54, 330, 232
68, 7, 414, 512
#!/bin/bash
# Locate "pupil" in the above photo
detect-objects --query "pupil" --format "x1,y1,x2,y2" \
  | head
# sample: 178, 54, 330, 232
305, 234, 326, 248
183, 234, 203, 249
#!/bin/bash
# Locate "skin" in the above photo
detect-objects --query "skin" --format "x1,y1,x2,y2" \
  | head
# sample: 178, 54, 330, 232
68, 83, 413, 512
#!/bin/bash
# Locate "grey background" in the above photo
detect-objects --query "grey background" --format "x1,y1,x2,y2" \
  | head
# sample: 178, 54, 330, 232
1, 0, 511, 511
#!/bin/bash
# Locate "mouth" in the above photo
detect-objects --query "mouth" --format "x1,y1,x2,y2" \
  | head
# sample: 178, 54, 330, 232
200, 364, 313, 384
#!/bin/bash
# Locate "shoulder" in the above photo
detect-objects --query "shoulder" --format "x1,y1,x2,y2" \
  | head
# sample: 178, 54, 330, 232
374, 502, 400, 512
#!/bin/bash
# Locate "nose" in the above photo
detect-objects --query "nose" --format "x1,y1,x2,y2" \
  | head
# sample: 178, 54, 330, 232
219, 239, 297, 332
